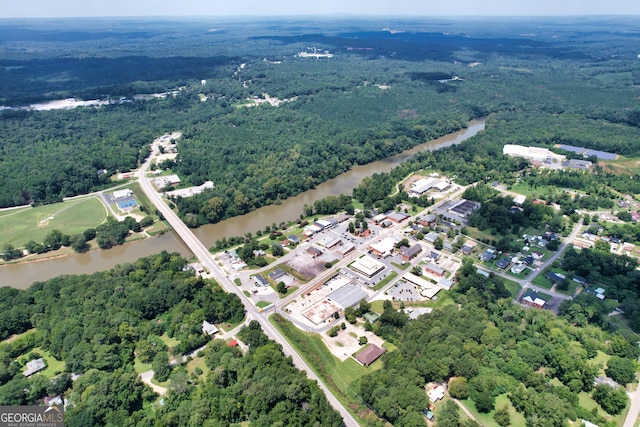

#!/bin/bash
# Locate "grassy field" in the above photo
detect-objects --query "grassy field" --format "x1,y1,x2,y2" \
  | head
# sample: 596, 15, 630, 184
186, 355, 209, 377
532, 274, 554, 289
503, 279, 522, 298
270, 313, 383, 425
21, 347, 65, 379
0, 196, 108, 247
461, 394, 527, 427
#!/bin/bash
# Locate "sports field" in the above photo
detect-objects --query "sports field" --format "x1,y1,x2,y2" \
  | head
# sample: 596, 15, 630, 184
0, 197, 108, 247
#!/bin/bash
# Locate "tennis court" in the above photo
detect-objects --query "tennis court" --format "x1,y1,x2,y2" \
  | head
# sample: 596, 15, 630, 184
117, 198, 138, 211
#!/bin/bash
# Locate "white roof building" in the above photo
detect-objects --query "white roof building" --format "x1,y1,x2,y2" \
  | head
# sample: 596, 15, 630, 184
503, 144, 566, 164
113, 189, 133, 199
513, 194, 527, 205
350, 256, 386, 278
369, 237, 398, 258
411, 177, 440, 194
202, 320, 219, 335
23, 358, 46, 377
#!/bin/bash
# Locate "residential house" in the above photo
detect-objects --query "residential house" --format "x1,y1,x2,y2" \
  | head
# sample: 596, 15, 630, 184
496, 258, 510, 269
531, 251, 544, 260
460, 244, 473, 256
479, 251, 495, 262
425, 232, 440, 243
572, 276, 588, 285
23, 358, 46, 377
511, 263, 527, 274
202, 320, 219, 335
546, 271, 565, 283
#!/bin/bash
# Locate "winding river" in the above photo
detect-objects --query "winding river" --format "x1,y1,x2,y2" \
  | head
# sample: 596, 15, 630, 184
0, 119, 485, 289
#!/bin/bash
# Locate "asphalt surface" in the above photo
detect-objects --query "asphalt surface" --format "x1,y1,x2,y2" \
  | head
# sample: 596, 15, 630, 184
138, 141, 358, 427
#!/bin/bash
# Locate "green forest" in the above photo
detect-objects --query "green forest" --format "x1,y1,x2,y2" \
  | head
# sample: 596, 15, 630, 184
0, 252, 342, 426
354, 260, 638, 427
2, 17, 640, 223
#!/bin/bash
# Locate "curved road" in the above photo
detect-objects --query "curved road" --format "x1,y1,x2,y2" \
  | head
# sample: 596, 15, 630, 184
138, 142, 357, 426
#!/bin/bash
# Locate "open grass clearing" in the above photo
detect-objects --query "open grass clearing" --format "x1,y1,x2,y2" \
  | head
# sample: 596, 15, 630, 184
503, 279, 522, 298
186, 355, 209, 377
0, 196, 108, 247
159, 333, 180, 349
461, 393, 526, 427
21, 347, 65, 379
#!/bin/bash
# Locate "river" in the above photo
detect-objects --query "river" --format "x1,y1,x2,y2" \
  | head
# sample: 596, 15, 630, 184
0, 119, 484, 289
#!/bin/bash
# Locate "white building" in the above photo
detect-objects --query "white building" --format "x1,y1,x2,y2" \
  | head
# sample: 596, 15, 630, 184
113, 189, 133, 199
503, 144, 566, 164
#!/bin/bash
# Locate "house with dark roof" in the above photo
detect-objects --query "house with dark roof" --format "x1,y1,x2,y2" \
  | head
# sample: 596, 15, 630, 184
399, 244, 422, 261
269, 268, 286, 281
460, 244, 473, 256
254, 274, 269, 287
572, 276, 588, 285
306, 246, 323, 257
546, 271, 565, 283
479, 251, 495, 262
521, 290, 545, 309
355, 344, 386, 366
496, 258, 511, 269
429, 251, 441, 261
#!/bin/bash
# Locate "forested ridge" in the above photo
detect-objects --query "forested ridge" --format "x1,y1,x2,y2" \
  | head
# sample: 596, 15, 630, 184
2, 17, 640, 223
0, 252, 342, 426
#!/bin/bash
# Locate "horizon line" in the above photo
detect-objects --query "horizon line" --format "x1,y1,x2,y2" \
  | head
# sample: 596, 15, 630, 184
1, 13, 639, 20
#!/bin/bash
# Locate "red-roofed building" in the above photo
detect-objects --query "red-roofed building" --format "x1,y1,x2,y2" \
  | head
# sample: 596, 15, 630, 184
227, 339, 238, 347
355, 344, 386, 366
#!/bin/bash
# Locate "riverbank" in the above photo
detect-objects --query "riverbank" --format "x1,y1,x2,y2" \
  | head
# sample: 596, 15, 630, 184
1, 119, 485, 289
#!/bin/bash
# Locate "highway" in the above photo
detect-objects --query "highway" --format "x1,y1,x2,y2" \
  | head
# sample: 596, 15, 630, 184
138, 141, 358, 427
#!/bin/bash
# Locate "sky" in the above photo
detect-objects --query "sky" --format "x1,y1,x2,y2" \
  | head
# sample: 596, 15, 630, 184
2, 0, 640, 19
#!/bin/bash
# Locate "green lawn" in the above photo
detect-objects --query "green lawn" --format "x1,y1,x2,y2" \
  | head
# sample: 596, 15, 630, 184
532, 274, 554, 289
159, 333, 180, 350
270, 313, 383, 425
461, 394, 526, 427
373, 271, 398, 290
256, 300, 272, 309
503, 280, 522, 299
0, 196, 108, 247
22, 347, 65, 379
186, 356, 209, 377
134, 358, 152, 374
589, 350, 612, 377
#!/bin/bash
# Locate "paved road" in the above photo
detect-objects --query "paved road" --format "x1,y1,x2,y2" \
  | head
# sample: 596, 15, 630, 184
138, 141, 357, 426
138, 370, 167, 396
624, 377, 640, 427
